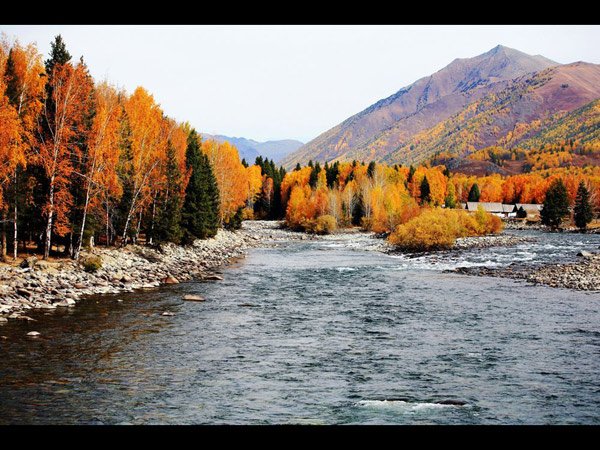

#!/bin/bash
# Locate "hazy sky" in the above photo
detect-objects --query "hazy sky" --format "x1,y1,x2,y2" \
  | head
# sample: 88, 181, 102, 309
2, 25, 600, 143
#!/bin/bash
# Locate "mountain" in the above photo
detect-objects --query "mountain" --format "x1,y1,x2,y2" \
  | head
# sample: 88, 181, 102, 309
431, 95, 600, 177
382, 62, 600, 165
281, 45, 559, 169
201, 134, 303, 164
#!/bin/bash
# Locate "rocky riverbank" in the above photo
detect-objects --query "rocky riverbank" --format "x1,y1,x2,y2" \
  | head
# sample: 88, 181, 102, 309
450, 250, 600, 291
452, 233, 536, 250
383, 232, 537, 256
502, 220, 550, 232
0, 222, 292, 321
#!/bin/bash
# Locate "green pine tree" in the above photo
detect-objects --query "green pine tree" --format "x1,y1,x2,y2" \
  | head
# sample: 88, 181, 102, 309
407, 165, 415, 183
367, 161, 376, 179
468, 183, 481, 202
420, 176, 431, 204
154, 141, 184, 243
574, 181, 594, 231
541, 178, 571, 229
180, 129, 220, 243
309, 162, 321, 188
352, 193, 364, 227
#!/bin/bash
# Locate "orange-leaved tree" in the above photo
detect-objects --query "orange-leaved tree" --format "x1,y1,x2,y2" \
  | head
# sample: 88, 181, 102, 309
37, 59, 93, 259
201, 139, 248, 226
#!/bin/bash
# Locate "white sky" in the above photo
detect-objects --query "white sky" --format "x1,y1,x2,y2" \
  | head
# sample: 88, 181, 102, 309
2, 25, 600, 143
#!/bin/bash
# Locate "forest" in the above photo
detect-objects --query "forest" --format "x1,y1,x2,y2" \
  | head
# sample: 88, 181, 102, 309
0, 34, 288, 262
1, 34, 599, 260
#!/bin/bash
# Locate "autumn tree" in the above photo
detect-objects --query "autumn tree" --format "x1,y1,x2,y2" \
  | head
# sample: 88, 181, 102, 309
202, 139, 247, 226
1, 40, 45, 259
72, 81, 121, 259
37, 36, 94, 258
0, 54, 23, 260
445, 181, 457, 208
119, 86, 166, 246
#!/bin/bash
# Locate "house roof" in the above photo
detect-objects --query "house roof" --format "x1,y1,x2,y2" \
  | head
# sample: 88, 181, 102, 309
515, 203, 543, 212
466, 202, 504, 213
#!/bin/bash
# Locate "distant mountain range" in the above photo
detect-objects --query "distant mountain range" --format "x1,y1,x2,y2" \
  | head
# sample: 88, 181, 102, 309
200, 134, 303, 164
281, 45, 600, 169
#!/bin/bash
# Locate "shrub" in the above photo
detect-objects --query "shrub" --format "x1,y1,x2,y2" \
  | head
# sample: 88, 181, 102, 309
82, 256, 102, 273
241, 207, 255, 220
388, 207, 503, 251
302, 215, 337, 234
475, 205, 503, 236
388, 208, 462, 251
224, 208, 243, 230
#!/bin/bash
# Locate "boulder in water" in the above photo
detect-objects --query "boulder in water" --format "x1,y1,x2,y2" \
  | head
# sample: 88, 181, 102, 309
203, 274, 223, 281
164, 276, 179, 284
436, 399, 467, 406
182, 294, 205, 302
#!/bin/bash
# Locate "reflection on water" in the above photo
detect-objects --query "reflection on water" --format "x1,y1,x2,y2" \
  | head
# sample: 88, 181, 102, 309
1, 230, 600, 424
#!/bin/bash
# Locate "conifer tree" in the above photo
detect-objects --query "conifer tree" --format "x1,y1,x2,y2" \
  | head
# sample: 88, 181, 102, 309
541, 178, 570, 229
420, 176, 431, 204
154, 141, 183, 243
352, 193, 364, 226
180, 129, 219, 243
309, 162, 321, 188
407, 165, 415, 183
574, 181, 594, 231
367, 161, 376, 179
468, 183, 481, 202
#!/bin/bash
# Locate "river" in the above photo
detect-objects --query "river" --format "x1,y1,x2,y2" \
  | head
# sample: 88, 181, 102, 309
1, 227, 600, 424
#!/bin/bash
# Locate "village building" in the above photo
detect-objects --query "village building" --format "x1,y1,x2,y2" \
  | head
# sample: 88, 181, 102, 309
463, 202, 515, 217
514, 203, 543, 220
461, 202, 524, 218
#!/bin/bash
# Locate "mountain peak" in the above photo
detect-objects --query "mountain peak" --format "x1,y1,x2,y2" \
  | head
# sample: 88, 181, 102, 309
488, 44, 509, 53
281, 46, 562, 169
478, 44, 559, 70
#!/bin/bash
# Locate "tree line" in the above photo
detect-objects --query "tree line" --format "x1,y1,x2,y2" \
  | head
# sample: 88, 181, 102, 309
280, 159, 598, 237
0, 34, 285, 262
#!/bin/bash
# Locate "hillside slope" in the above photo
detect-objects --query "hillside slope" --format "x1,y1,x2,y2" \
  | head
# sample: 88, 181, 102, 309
281, 45, 558, 169
383, 62, 600, 165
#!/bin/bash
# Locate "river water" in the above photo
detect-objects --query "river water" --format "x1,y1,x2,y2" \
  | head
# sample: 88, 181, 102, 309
1, 227, 600, 424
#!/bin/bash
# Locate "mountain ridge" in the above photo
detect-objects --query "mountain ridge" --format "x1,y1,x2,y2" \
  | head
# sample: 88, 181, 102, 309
201, 133, 303, 164
280, 45, 562, 169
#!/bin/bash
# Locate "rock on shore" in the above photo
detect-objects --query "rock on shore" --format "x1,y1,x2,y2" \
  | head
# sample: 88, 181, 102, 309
0, 223, 277, 320
452, 233, 535, 250
451, 251, 600, 291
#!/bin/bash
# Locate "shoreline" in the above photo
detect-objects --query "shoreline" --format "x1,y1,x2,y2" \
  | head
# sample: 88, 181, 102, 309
450, 251, 600, 291
0, 222, 282, 321
2, 221, 598, 322
1, 220, 522, 321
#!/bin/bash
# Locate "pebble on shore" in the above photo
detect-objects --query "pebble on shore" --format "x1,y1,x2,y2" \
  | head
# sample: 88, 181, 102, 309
0, 221, 285, 320
451, 251, 600, 291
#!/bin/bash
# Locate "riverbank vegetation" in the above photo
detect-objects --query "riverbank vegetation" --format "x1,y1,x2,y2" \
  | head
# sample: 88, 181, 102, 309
0, 34, 286, 262
2, 34, 600, 261
279, 160, 503, 250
